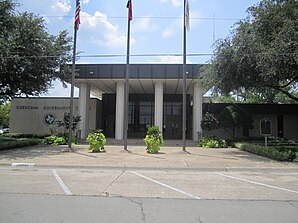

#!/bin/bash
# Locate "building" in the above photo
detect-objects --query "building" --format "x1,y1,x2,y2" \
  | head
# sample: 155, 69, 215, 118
75, 64, 204, 141
9, 64, 298, 140
10, 64, 205, 140
10, 97, 101, 135
203, 103, 298, 140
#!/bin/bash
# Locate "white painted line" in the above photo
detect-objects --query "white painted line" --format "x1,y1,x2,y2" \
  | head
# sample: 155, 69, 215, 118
11, 163, 35, 167
130, 171, 201, 200
216, 172, 298, 194
52, 169, 72, 195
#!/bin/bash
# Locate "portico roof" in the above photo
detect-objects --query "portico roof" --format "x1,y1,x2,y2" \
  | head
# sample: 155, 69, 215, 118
75, 64, 203, 95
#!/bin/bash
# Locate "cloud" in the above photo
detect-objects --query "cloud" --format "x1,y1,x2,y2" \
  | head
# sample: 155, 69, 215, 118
51, 0, 71, 14
160, 0, 183, 7
42, 80, 79, 97
82, 0, 90, 4
162, 8, 200, 38
162, 19, 181, 38
133, 17, 158, 32
80, 11, 134, 48
151, 56, 193, 64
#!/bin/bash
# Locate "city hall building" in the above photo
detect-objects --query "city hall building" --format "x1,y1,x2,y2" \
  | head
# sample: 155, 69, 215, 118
10, 64, 298, 140
11, 64, 205, 141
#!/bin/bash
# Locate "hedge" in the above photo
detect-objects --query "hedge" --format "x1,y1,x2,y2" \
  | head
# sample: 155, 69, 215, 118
0, 138, 40, 151
3, 133, 50, 139
235, 142, 297, 162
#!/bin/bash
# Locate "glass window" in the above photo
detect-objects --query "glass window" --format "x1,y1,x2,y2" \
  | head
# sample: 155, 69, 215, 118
128, 102, 134, 125
164, 102, 172, 116
172, 102, 182, 115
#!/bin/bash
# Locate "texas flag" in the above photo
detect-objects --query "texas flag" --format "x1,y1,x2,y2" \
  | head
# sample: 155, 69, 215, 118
127, 0, 132, 21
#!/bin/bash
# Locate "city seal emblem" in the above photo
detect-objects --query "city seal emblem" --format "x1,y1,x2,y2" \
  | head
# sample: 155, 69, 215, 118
44, 114, 56, 125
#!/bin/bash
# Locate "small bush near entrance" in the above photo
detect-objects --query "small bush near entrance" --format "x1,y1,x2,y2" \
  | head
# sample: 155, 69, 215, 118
41, 133, 77, 146
198, 135, 228, 148
236, 142, 297, 162
86, 130, 106, 153
144, 126, 163, 154
42, 135, 67, 145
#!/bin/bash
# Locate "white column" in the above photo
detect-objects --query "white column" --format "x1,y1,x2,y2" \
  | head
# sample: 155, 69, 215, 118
154, 82, 164, 132
79, 82, 90, 139
193, 82, 203, 141
115, 82, 125, 140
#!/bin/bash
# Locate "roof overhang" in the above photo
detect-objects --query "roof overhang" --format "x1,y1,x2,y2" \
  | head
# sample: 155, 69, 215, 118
75, 64, 204, 96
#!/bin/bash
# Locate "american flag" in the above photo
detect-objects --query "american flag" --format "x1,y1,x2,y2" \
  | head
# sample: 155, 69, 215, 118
127, 0, 132, 21
75, 0, 81, 30
185, 0, 190, 31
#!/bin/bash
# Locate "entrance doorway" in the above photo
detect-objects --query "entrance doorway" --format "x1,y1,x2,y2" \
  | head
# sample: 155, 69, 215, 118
163, 102, 182, 139
277, 115, 284, 138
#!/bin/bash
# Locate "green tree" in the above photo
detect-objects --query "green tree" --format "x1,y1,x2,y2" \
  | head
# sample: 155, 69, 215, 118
218, 105, 253, 137
201, 112, 220, 132
0, 102, 10, 128
0, 0, 72, 102
202, 0, 298, 103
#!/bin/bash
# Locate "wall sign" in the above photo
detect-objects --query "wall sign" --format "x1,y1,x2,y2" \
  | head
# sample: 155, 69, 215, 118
44, 114, 56, 125
260, 118, 272, 136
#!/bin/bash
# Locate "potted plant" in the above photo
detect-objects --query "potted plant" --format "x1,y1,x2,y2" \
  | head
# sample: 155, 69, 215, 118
144, 126, 163, 154
86, 129, 106, 153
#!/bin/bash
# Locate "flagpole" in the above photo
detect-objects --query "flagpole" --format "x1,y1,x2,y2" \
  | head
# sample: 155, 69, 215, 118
68, 25, 77, 151
68, 0, 80, 151
182, 0, 187, 151
124, 0, 132, 151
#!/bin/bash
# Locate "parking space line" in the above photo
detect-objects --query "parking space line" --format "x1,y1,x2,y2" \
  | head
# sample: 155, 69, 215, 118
216, 172, 298, 194
52, 169, 72, 195
130, 171, 201, 200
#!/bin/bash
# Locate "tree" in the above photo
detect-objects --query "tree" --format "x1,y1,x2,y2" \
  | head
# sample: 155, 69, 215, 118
201, 112, 220, 132
0, 0, 72, 102
202, 0, 298, 103
218, 105, 254, 137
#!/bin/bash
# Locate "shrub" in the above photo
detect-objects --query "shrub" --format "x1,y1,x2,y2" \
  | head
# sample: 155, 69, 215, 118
236, 142, 296, 162
198, 135, 228, 148
57, 113, 81, 132
0, 137, 40, 151
294, 153, 298, 162
42, 135, 67, 145
86, 130, 106, 153
4, 133, 50, 139
144, 126, 163, 154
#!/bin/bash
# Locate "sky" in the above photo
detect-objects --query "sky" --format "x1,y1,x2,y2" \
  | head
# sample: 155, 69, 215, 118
16, 0, 261, 97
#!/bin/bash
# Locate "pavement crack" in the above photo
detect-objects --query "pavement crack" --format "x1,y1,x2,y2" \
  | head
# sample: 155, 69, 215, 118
184, 161, 190, 167
100, 168, 126, 196
129, 198, 145, 222
13, 209, 27, 215
198, 216, 204, 223
288, 201, 298, 209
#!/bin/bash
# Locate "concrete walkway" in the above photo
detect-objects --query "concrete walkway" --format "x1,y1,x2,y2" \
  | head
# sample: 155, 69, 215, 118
0, 142, 297, 171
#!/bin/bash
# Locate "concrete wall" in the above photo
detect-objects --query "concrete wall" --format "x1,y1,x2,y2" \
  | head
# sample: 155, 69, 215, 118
10, 98, 99, 135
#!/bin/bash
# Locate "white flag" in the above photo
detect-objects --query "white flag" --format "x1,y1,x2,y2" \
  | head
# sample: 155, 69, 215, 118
185, 0, 190, 31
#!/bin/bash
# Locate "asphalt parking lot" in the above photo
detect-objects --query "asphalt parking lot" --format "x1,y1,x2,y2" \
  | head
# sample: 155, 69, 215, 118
0, 166, 297, 200
1, 144, 298, 222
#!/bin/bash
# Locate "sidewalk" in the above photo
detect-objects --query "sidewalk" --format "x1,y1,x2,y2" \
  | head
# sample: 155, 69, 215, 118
0, 142, 297, 171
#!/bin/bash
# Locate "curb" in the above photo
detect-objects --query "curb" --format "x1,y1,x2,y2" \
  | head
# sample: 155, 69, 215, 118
1, 162, 298, 173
